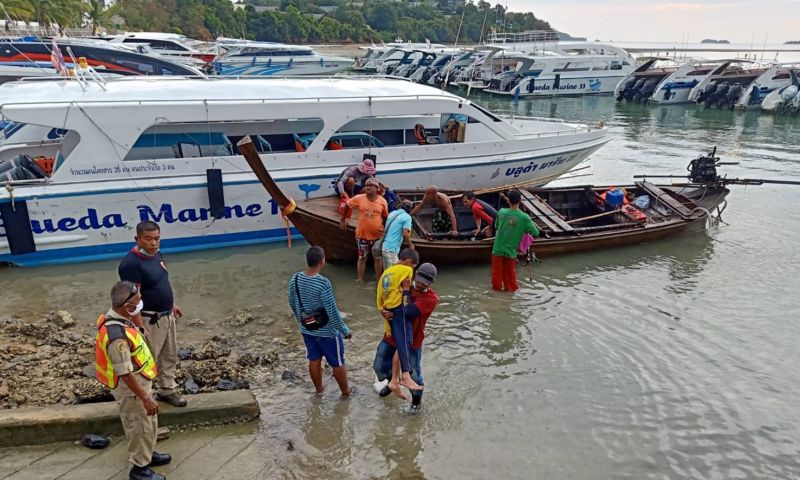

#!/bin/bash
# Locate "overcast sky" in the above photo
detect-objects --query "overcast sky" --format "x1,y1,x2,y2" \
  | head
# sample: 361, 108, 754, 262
504, 0, 798, 44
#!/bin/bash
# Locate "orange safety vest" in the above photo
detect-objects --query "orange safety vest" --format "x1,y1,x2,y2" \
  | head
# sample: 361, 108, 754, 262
95, 314, 157, 389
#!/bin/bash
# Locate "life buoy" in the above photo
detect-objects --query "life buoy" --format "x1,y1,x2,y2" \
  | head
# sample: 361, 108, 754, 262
414, 124, 427, 145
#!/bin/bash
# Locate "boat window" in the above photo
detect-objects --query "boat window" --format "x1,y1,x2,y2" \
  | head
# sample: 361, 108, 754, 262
125, 118, 324, 159
440, 114, 467, 144
125, 131, 233, 160
230, 48, 314, 57
468, 102, 503, 122
554, 61, 591, 72
123, 39, 190, 52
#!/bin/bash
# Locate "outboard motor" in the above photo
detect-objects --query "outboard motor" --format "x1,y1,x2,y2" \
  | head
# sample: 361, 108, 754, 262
696, 81, 718, 103
616, 77, 637, 101
625, 78, 647, 102
724, 84, 743, 109
636, 77, 660, 102
778, 85, 800, 114
705, 82, 729, 108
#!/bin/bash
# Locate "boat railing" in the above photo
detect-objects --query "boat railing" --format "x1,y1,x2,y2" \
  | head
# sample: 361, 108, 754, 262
487, 31, 559, 44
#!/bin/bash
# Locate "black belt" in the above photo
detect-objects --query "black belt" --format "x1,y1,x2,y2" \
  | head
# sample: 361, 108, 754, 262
142, 310, 171, 325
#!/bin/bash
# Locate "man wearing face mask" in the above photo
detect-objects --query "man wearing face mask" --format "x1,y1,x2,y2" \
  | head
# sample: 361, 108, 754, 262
119, 221, 186, 407
95, 281, 171, 480
373, 262, 439, 410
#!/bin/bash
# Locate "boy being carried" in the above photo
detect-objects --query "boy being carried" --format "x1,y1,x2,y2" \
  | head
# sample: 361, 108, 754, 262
377, 248, 423, 398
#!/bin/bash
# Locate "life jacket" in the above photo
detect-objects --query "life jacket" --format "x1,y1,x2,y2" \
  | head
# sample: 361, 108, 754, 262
95, 314, 157, 388
414, 124, 428, 145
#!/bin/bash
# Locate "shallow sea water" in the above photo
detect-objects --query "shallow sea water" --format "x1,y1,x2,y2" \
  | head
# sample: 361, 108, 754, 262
1, 94, 799, 479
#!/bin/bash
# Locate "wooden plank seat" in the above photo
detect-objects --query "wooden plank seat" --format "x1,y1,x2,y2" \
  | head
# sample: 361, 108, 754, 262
635, 181, 694, 218
519, 190, 576, 233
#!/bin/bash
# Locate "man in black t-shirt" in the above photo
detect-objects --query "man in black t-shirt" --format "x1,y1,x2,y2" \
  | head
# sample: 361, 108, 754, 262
119, 221, 187, 407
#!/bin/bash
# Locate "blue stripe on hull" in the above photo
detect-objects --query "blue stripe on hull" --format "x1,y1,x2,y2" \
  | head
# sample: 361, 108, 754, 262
0, 227, 301, 267
0, 143, 605, 204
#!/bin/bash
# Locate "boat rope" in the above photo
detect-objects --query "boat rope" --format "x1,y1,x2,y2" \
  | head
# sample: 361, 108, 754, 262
280, 197, 297, 248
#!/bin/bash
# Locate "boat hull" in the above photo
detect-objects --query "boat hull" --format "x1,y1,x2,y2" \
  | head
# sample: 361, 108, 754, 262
284, 186, 729, 265
486, 73, 628, 97
0, 137, 606, 267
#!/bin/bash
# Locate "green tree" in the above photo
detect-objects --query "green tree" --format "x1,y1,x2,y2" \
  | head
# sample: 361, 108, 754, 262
86, 0, 118, 34
2, 0, 33, 19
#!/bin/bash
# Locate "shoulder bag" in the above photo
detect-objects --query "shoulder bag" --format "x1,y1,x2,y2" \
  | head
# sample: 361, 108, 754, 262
371, 211, 401, 258
293, 275, 329, 331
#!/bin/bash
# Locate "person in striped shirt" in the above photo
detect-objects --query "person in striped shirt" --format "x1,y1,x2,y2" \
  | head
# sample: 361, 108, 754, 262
289, 246, 353, 398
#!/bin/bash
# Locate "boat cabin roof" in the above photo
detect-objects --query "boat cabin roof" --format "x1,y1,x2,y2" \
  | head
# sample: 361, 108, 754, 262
0, 77, 463, 107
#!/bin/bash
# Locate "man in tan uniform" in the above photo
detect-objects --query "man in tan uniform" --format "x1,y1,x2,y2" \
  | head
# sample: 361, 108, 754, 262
96, 281, 172, 480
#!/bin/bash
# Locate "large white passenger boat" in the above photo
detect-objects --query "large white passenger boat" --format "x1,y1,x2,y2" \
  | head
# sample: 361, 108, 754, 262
483, 42, 635, 97
0, 77, 609, 266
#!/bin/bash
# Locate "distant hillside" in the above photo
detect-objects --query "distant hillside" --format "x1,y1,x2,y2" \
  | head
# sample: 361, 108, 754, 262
701, 39, 730, 44
786, 40, 800, 45
112, 0, 556, 44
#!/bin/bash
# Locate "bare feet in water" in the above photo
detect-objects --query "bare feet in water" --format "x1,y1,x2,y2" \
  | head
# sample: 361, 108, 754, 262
387, 381, 408, 400
400, 375, 423, 391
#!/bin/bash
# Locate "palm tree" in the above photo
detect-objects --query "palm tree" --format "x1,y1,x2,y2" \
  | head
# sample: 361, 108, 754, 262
24, 0, 87, 29
86, 0, 117, 34
1, 0, 34, 21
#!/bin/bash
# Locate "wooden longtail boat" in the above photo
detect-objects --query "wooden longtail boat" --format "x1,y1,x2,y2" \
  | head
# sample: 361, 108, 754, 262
239, 136, 730, 265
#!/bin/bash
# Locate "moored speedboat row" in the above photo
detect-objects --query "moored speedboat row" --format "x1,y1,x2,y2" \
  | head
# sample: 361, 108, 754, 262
615, 57, 800, 113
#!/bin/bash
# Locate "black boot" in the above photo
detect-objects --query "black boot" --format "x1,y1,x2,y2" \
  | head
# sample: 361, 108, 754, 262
129, 465, 166, 480
149, 451, 172, 467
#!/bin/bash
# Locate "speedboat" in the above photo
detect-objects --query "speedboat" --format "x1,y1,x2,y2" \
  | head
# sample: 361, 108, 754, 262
362, 43, 447, 73
0, 76, 610, 266
483, 42, 635, 97
761, 68, 800, 114
212, 41, 353, 76
650, 59, 766, 106
615, 57, 683, 103
389, 47, 463, 81
104, 32, 218, 64
0, 39, 201, 83
735, 63, 800, 110
353, 45, 393, 71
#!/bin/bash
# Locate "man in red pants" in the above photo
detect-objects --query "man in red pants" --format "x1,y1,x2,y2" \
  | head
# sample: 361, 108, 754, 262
491, 189, 539, 292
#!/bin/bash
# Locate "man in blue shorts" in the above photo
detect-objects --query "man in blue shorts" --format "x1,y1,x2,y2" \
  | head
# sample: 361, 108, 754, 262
289, 246, 353, 398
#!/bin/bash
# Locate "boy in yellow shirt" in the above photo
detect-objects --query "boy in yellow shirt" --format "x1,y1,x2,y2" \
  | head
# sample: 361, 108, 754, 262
376, 248, 423, 398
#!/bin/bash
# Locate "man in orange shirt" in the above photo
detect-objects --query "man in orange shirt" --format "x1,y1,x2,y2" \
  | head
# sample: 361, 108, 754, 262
340, 178, 388, 282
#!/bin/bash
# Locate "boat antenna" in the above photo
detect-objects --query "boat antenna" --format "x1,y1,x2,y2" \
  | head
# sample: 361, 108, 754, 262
478, 10, 488, 45
441, 6, 466, 90
761, 33, 768, 62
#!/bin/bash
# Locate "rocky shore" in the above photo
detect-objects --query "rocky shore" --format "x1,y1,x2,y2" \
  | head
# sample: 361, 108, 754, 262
0, 308, 289, 410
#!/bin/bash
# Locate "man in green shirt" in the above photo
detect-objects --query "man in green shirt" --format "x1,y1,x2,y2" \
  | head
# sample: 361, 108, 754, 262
491, 189, 539, 291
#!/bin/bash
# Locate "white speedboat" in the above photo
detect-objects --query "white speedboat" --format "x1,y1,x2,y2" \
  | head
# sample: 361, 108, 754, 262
353, 45, 393, 71
212, 41, 353, 76
0, 76, 609, 266
363, 43, 447, 73
483, 43, 635, 97
105, 32, 217, 65
735, 63, 800, 110
761, 68, 800, 114
390, 47, 463, 81
615, 57, 684, 103
650, 59, 765, 106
